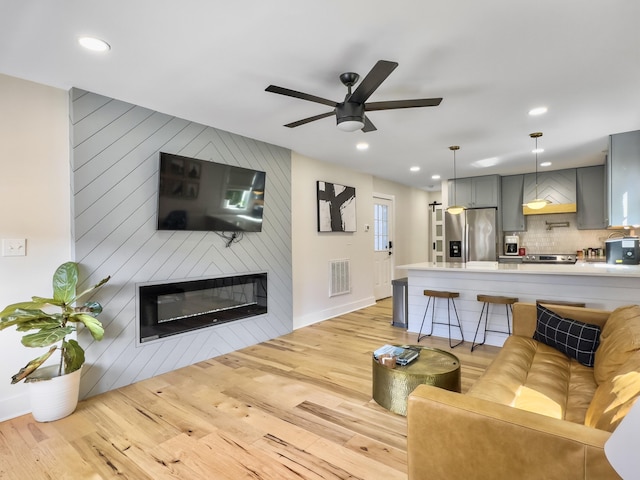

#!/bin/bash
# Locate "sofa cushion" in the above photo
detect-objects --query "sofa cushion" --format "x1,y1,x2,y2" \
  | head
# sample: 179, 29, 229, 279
467, 335, 598, 423
594, 305, 640, 385
533, 304, 601, 367
585, 350, 640, 432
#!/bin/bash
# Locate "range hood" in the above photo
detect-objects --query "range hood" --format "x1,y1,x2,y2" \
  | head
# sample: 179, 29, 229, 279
522, 169, 577, 215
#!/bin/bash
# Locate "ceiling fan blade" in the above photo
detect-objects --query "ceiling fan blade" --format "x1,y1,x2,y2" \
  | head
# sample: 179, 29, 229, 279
348, 60, 398, 104
284, 111, 335, 128
362, 115, 377, 133
365, 98, 443, 111
266, 85, 337, 108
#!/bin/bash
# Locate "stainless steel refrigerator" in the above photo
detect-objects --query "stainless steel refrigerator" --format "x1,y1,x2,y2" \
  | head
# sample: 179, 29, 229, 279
445, 208, 498, 263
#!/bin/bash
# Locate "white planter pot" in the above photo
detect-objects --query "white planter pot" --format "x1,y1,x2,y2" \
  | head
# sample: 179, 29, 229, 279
28, 366, 82, 422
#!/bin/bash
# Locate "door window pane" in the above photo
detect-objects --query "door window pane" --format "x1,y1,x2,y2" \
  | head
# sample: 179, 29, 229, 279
374, 203, 389, 251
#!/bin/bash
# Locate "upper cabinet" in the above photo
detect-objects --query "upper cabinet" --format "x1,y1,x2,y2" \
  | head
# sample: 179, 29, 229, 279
522, 168, 576, 215
448, 174, 500, 208
576, 165, 606, 230
501, 174, 526, 232
608, 130, 640, 227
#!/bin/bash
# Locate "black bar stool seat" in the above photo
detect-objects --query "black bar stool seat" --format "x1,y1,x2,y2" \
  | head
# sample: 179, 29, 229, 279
418, 289, 464, 348
471, 294, 518, 352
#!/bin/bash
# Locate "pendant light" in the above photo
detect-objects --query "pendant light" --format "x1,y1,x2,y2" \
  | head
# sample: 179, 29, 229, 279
446, 145, 465, 215
525, 132, 550, 210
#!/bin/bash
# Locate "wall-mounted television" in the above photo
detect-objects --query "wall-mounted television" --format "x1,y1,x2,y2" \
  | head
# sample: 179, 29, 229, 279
157, 152, 266, 232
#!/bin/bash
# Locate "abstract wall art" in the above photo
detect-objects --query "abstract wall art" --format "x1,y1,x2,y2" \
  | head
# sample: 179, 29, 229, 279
317, 181, 357, 232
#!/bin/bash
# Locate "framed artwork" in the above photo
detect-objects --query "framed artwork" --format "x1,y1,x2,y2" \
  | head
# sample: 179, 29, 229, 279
185, 182, 199, 199
317, 181, 357, 232
186, 161, 201, 179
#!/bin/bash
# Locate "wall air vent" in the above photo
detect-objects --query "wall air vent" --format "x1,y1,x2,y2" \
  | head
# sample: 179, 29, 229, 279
329, 259, 351, 297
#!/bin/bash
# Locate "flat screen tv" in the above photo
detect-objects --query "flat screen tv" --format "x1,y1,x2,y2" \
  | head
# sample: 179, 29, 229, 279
157, 152, 266, 232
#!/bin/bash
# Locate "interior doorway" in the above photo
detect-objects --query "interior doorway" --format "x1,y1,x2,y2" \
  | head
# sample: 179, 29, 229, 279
430, 202, 444, 263
373, 194, 394, 300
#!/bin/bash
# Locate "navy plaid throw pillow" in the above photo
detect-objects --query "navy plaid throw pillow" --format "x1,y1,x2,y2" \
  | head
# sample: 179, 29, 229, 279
533, 304, 601, 367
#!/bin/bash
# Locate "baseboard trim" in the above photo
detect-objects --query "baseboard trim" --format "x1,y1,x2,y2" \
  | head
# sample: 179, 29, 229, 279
0, 391, 30, 422
294, 296, 376, 329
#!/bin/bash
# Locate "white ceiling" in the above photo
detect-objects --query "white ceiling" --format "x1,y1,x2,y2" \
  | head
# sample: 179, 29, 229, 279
1, 1, 639, 191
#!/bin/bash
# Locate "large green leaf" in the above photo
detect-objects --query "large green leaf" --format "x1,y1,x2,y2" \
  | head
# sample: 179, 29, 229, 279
0, 302, 48, 320
63, 339, 85, 374
73, 313, 104, 341
21, 325, 74, 348
53, 262, 78, 304
0, 308, 54, 330
32, 296, 64, 307
11, 346, 57, 384
15, 316, 62, 332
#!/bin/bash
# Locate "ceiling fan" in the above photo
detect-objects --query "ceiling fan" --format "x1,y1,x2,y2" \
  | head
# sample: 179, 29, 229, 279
265, 60, 443, 133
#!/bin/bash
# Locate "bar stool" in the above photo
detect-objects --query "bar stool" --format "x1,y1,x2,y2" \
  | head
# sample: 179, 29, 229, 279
471, 294, 518, 352
417, 289, 464, 348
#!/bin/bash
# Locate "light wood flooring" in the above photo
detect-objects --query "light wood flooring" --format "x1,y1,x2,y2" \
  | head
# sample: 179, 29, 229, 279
0, 298, 499, 479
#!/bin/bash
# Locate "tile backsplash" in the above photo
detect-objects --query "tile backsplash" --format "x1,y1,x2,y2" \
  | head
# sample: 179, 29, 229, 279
505, 213, 629, 255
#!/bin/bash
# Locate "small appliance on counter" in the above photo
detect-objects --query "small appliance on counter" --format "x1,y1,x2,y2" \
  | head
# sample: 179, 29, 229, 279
504, 235, 519, 256
605, 237, 640, 265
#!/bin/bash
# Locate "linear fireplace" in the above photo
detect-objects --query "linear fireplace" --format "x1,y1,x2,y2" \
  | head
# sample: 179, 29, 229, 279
137, 273, 267, 343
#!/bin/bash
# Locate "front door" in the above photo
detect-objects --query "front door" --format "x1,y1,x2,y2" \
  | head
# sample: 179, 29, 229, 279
373, 195, 394, 300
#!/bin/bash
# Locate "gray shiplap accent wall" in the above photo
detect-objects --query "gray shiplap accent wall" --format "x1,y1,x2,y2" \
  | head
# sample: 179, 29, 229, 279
70, 89, 292, 399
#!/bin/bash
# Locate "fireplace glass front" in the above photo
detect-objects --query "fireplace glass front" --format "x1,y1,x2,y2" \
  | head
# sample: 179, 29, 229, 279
138, 273, 267, 343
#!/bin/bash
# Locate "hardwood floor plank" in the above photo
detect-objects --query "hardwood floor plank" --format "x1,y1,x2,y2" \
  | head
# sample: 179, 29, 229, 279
0, 298, 499, 479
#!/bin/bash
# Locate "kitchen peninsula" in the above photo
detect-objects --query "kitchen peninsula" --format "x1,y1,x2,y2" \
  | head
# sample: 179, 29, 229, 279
399, 261, 640, 348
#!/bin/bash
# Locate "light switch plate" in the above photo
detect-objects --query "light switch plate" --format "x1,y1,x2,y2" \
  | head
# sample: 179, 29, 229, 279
2, 238, 26, 256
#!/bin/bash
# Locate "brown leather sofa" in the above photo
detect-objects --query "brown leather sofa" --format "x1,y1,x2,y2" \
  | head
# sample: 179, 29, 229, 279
407, 302, 640, 480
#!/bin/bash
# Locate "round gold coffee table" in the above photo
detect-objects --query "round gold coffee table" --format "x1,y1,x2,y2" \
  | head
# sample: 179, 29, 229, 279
372, 346, 461, 416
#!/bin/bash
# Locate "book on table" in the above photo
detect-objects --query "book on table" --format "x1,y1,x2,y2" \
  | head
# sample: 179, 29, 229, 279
374, 344, 420, 366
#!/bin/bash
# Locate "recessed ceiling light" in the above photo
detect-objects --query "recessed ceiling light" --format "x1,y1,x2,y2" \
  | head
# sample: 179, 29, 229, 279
431, 174, 441, 180
356, 142, 369, 151
410, 166, 420, 172
529, 106, 548, 116
532, 148, 545, 154
78, 36, 111, 52
540, 161, 552, 167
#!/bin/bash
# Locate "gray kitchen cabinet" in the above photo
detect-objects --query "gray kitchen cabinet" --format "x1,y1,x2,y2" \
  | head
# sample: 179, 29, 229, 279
501, 174, 526, 232
448, 175, 499, 208
448, 177, 472, 207
608, 130, 640, 227
576, 165, 606, 230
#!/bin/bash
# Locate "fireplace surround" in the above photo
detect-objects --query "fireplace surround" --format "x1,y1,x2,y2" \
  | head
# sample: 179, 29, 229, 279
137, 273, 267, 344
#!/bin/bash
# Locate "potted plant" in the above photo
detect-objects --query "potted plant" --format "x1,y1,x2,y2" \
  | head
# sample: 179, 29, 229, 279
0, 261, 110, 421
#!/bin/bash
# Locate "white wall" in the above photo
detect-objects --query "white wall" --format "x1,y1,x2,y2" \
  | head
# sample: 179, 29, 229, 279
291, 153, 376, 329
0, 74, 71, 420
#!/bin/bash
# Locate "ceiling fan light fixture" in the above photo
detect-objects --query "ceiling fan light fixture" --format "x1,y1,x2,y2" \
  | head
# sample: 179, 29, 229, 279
337, 119, 365, 132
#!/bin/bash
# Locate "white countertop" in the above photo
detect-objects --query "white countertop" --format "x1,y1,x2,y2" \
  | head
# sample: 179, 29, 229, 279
398, 261, 640, 277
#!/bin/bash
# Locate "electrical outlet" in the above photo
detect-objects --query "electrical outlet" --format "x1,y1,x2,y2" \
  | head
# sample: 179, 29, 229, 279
2, 238, 26, 257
